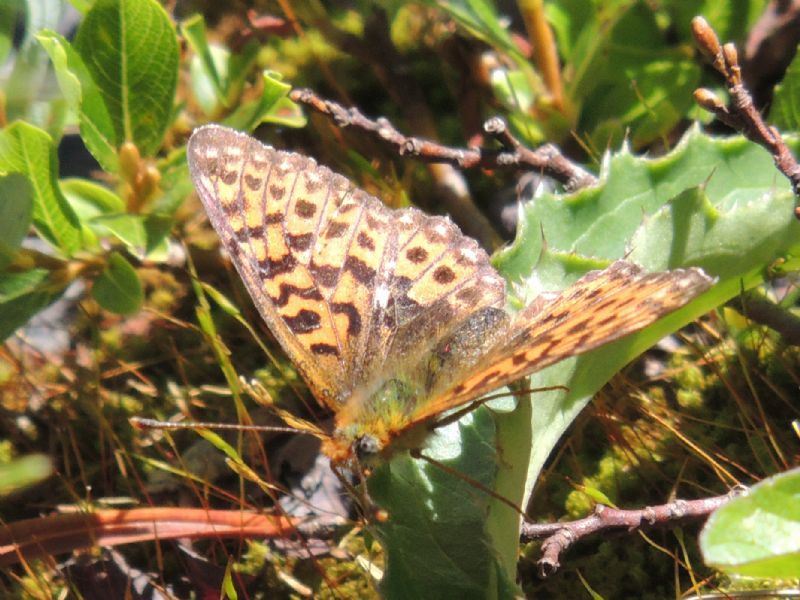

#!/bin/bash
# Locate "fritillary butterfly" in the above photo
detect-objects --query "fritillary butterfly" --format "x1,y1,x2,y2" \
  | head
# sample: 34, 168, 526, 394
187, 125, 712, 467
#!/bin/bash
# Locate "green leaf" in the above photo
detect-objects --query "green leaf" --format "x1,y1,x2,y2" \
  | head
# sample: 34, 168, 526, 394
668, 1, 766, 43
579, 5, 700, 148
201, 282, 243, 318
36, 30, 82, 108
0, 269, 50, 303
0, 454, 53, 495
701, 468, 800, 579
370, 407, 521, 599
37, 29, 119, 172
576, 570, 605, 600
492, 128, 800, 508
196, 429, 243, 464
182, 14, 225, 108
221, 560, 240, 600
224, 42, 260, 103
0, 173, 34, 268
142, 213, 172, 260
154, 150, 193, 215
426, 0, 524, 64
628, 186, 798, 280
0, 122, 83, 254
0, 0, 21, 64
183, 14, 260, 115
91, 213, 147, 255
770, 46, 800, 131
585, 57, 700, 148
73, 0, 179, 157
373, 130, 797, 595
61, 178, 126, 218
189, 44, 229, 115
91, 251, 143, 315
223, 71, 305, 132
498, 129, 800, 272
548, 1, 701, 148
87, 210, 170, 260
0, 290, 58, 342
60, 178, 128, 252
4, 0, 67, 133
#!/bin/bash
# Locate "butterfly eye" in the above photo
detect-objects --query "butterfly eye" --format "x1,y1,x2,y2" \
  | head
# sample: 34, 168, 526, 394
354, 435, 381, 462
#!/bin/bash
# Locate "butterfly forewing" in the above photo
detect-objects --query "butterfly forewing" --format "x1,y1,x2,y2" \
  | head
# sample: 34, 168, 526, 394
189, 126, 349, 407
188, 125, 505, 416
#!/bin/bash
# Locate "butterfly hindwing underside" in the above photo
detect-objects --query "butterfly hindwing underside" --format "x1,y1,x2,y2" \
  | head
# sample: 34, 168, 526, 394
188, 125, 713, 464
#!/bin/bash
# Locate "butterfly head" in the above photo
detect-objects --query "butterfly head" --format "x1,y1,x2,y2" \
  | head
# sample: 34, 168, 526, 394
321, 431, 384, 468
320, 377, 430, 467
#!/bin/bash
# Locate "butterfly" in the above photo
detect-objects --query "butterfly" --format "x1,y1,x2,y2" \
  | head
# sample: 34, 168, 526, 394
187, 124, 713, 469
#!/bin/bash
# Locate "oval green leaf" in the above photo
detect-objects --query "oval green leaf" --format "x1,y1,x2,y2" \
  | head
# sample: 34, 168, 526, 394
91, 251, 143, 315
37, 30, 119, 172
61, 178, 125, 218
0, 290, 58, 342
0, 454, 53, 496
701, 468, 800, 579
0, 173, 34, 268
74, 0, 179, 157
0, 269, 50, 303
0, 122, 83, 255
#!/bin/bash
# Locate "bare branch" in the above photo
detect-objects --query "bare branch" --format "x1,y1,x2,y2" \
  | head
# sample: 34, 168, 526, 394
289, 88, 597, 192
521, 487, 746, 577
726, 288, 800, 346
691, 16, 800, 215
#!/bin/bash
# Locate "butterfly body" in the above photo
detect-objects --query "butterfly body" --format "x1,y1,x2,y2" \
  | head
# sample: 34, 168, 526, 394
187, 125, 713, 468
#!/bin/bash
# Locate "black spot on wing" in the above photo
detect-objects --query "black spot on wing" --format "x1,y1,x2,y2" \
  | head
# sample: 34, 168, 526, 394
244, 174, 262, 190
311, 343, 339, 356
357, 231, 375, 250
406, 247, 427, 263
332, 302, 362, 336
433, 265, 456, 284
325, 221, 349, 239
284, 309, 321, 334
287, 232, 313, 252
220, 169, 238, 185
270, 283, 323, 307
309, 261, 339, 287
344, 255, 376, 285
259, 253, 297, 276
295, 199, 317, 219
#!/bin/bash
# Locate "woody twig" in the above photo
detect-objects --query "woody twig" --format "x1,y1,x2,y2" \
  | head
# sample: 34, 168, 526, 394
725, 287, 800, 347
289, 88, 596, 192
691, 16, 800, 214
521, 487, 746, 578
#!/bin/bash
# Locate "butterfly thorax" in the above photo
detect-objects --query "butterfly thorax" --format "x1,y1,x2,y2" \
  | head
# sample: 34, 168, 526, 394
322, 378, 431, 466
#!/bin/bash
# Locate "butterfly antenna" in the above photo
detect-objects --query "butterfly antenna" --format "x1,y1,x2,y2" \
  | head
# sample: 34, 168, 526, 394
130, 416, 314, 435
410, 449, 530, 521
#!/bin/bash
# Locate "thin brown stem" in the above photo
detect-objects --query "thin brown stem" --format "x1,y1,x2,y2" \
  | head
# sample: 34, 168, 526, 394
520, 487, 746, 577
318, 9, 502, 249
517, 0, 563, 110
290, 89, 596, 192
726, 288, 800, 346
692, 16, 800, 212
